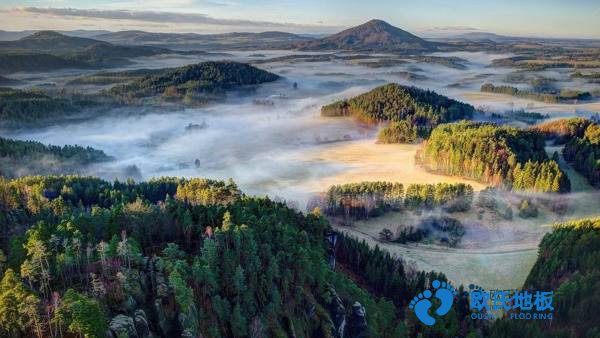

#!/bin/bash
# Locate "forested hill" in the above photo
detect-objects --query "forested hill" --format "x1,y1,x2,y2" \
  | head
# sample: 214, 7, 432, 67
108, 61, 280, 102
490, 218, 600, 337
0, 31, 173, 74
530, 117, 593, 145
0, 31, 172, 57
321, 83, 475, 142
0, 137, 112, 178
417, 121, 571, 193
1, 175, 460, 337
295, 19, 435, 52
0, 52, 89, 75
322, 83, 474, 123
0, 87, 97, 128
563, 121, 600, 187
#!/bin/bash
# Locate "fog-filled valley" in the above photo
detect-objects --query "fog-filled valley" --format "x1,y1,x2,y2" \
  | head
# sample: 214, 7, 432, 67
6, 50, 600, 201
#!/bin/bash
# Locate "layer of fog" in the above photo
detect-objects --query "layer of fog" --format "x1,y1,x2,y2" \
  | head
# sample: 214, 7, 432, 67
5, 51, 600, 207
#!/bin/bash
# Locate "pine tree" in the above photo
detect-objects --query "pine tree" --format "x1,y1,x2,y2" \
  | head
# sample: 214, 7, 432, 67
0, 269, 29, 335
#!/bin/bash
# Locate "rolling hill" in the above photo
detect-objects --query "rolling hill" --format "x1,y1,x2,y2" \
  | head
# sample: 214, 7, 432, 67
0, 30, 171, 56
94, 30, 311, 50
296, 19, 435, 52
0, 52, 89, 74
108, 61, 280, 101
0, 31, 174, 73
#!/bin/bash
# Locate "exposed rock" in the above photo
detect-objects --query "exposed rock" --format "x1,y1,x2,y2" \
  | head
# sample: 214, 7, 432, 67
327, 287, 346, 338
345, 302, 368, 338
108, 314, 138, 338
134, 310, 151, 338
325, 231, 338, 270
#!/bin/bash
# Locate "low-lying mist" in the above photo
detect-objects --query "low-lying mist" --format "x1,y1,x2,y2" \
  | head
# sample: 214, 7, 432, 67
5, 51, 599, 208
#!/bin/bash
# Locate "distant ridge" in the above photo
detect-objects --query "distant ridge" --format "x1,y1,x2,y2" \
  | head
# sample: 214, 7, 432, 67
0, 31, 174, 73
295, 19, 435, 52
1, 31, 107, 51
94, 30, 311, 50
0, 31, 170, 56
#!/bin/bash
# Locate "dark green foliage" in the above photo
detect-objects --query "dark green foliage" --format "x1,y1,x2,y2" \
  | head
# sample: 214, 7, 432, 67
418, 121, 570, 193
377, 120, 421, 143
481, 83, 592, 103
393, 226, 428, 244
0, 31, 173, 73
0, 175, 416, 337
525, 218, 600, 290
404, 182, 474, 212
322, 181, 473, 220
335, 233, 441, 308
532, 117, 594, 145
490, 218, 600, 338
388, 217, 465, 247
108, 61, 280, 102
322, 83, 474, 142
0, 87, 96, 127
0, 52, 88, 74
55, 289, 108, 338
67, 68, 164, 86
489, 110, 548, 125
0, 137, 110, 164
335, 233, 477, 337
563, 122, 600, 187
518, 199, 538, 218
378, 228, 394, 241
418, 216, 465, 247
0, 137, 111, 178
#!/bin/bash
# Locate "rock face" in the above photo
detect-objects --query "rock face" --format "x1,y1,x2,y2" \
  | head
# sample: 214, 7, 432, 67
296, 19, 435, 52
326, 231, 338, 270
345, 302, 368, 338
106, 310, 151, 338
107, 314, 138, 338
105, 256, 182, 338
327, 287, 347, 338
134, 310, 151, 337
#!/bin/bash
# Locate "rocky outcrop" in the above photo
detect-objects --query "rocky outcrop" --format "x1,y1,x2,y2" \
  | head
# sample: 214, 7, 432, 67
107, 314, 138, 338
345, 302, 368, 338
327, 287, 347, 338
325, 231, 338, 270
106, 310, 151, 338
134, 310, 151, 337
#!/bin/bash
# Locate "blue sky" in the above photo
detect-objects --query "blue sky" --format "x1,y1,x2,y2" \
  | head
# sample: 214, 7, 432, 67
1, 0, 599, 38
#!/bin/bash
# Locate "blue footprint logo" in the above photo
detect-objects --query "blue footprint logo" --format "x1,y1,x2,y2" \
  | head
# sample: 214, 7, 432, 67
409, 279, 457, 326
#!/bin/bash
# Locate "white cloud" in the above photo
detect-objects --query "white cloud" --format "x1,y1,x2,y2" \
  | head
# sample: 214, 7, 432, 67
7, 7, 341, 33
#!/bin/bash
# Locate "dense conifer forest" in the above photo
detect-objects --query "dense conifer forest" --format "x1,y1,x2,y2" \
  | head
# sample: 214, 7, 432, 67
108, 61, 280, 102
488, 218, 600, 337
320, 181, 473, 220
417, 121, 571, 193
0, 175, 464, 337
321, 84, 475, 142
0, 137, 112, 178
563, 121, 600, 187
0, 88, 97, 128
481, 83, 592, 103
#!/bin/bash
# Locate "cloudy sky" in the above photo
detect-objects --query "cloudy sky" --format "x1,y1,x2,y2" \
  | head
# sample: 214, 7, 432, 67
1, 0, 599, 38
